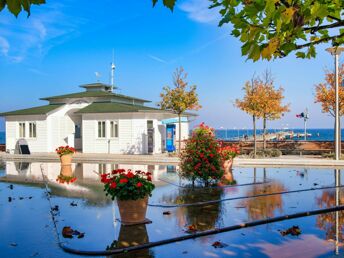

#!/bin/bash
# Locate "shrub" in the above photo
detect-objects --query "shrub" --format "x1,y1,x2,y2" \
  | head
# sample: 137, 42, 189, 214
249, 148, 282, 158
180, 123, 224, 186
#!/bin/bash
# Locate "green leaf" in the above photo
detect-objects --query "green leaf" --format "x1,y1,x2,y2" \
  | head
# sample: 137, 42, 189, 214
152, 0, 158, 7
163, 0, 176, 11
7, 0, 22, 17
0, 0, 5, 12
296, 51, 306, 58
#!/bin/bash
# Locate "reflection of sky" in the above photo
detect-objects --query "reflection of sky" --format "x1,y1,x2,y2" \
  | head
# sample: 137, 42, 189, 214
1, 164, 344, 257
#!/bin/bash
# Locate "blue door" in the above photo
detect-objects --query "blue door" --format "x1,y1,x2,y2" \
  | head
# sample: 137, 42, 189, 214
166, 124, 176, 152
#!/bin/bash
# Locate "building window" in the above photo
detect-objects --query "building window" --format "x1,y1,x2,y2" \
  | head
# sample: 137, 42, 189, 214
147, 120, 153, 129
111, 164, 119, 171
19, 123, 25, 138
98, 121, 106, 138
110, 121, 118, 138
29, 122, 36, 138
98, 164, 107, 174
75, 124, 81, 139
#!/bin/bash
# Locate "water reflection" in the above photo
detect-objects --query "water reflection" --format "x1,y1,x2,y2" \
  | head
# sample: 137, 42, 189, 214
241, 178, 286, 220
107, 224, 154, 258
162, 187, 224, 231
316, 169, 343, 253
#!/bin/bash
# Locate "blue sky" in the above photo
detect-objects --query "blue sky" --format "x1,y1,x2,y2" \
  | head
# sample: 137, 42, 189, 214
0, 0, 342, 131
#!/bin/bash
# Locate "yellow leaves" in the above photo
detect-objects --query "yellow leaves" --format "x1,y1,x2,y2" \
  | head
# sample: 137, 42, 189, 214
236, 74, 289, 120
262, 37, 280, 60
159, 67, 201, 114
282, 7, 296, 23
314, 64, 344, 116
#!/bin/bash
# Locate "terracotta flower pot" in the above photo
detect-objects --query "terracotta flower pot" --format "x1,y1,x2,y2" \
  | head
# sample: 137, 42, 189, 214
60, 154, 73, 165
60, 165, 73, 177
117, 196, 148, 224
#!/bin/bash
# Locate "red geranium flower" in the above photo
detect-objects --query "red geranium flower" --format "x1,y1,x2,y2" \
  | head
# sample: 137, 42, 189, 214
119, 178, 128, 184
136, 182, 143, 187
110, 182, 117, 189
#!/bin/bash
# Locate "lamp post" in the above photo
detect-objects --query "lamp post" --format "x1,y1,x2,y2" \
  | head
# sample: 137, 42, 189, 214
326, 46, 344, 161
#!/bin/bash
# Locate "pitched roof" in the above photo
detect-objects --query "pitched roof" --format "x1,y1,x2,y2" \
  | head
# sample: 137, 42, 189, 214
75, 102, 162, 114
40, 91, 150, 102
0, 104, 63, 116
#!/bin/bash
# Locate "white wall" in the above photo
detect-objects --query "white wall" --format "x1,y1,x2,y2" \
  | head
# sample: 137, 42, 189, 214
82, 113, 163, 154
47, 102, 89, 151
5, 115, 48, 153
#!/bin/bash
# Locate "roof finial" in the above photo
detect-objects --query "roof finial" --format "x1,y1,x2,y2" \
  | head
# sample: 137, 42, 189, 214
110, 49, 115, 92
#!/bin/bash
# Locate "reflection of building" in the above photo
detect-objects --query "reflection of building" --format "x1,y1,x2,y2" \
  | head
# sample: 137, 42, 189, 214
3, 162, 170, 184
1, 80, 193, 154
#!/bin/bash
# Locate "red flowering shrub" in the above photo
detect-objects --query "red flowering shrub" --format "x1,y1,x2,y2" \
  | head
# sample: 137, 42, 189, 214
100, 169, 155, 200
220, 145, 240, 160
55, 146, 76, 157
180, 123, 224, 186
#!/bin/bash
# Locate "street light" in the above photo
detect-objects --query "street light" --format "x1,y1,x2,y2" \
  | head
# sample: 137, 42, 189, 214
326, 46, 344, 161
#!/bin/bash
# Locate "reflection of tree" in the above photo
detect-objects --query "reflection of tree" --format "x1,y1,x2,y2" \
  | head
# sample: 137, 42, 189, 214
316, 190, 344, 242
173, 187, 224, 231
242, 182, 285, 220
107, 224, 154, 258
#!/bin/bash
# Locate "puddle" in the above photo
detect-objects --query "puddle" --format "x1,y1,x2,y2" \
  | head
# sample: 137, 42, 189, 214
0, 162, 343, 257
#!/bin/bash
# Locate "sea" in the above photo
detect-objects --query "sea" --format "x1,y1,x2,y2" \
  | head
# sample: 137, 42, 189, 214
0, 129, 343, 144
214, 128, 344, 141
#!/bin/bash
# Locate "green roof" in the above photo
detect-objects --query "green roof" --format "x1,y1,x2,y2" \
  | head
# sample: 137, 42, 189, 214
0, 104, 63, 116
40, 91, 150, 102
76, 102, 162, 114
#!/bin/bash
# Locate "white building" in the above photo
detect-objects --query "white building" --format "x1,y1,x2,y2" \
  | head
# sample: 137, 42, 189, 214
1, 82, 193, 154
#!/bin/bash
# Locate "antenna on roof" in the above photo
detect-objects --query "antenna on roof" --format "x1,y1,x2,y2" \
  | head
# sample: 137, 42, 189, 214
110, 49, 116, 92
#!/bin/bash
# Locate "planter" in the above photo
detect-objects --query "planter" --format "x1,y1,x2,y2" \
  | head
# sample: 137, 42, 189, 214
60, 165, 73, 177
117, 196, 148, 224
60, 154, 73, 165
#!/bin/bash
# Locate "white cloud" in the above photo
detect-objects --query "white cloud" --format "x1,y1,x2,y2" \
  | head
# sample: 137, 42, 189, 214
0, 3, 86, 63
0, 37, 10, 56
148, 54, 168, 64
178, 0, 220, 24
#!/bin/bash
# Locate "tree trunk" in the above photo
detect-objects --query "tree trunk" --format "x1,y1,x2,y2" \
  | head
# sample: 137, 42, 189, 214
263, 116, 267, 150
178, 114, 182, 154
253, 115, 256, 158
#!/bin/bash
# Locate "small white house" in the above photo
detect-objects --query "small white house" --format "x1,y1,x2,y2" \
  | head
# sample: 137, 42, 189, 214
0, 83, 193, 154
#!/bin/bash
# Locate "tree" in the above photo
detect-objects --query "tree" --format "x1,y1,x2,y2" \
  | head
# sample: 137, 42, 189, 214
258, 71, 289, 150
152, 0, 344, 61
159, 67, 201, 153
315, 64, 344, 117
0, 0, 45, 17
315, 64, 344, 153
235, 76, 264, 158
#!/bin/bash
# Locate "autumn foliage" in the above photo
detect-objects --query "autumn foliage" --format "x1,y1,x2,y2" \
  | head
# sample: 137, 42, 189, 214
315, 64, 344, 117
159, 67, 201, 153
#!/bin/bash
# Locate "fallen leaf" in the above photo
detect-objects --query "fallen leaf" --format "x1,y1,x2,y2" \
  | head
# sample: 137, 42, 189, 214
10, 242, 17, 247
280, 226, 301, 236
212, 241, 228, 248
70, 201, 78, 207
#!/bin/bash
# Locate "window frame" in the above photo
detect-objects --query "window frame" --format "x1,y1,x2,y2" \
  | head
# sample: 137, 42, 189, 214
28, 122, 37, 138
110, 120, 119, 138
19, 122, 26, 138
97, 121, 106, 138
